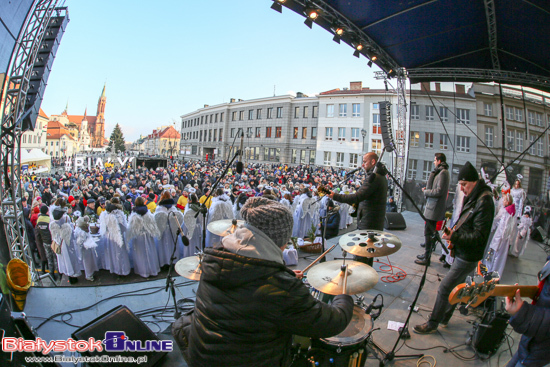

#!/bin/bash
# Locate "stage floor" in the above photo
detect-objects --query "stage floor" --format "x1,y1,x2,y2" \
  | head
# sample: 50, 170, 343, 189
22, 211, 548, 366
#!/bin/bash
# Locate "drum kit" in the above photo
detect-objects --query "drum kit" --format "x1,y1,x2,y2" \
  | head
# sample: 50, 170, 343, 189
174, 221, 402, 367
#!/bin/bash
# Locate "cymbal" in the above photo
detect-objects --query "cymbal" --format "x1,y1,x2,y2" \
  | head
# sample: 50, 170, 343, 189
207, 219, 245, 236
307, 260, 378, 296
175, 256, 201, 281
339, 229, 402, 258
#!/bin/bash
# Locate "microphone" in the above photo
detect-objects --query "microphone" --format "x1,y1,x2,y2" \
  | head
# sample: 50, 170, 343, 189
170, 211, 190, 246
236, 129, 244, 174
346, 167, 362, 176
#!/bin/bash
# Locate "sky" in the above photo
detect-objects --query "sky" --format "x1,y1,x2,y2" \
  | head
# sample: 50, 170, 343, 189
41, 0, 386, 141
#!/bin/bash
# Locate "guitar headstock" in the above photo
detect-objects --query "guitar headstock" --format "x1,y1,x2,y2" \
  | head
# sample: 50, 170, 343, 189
448, 278, 499, 307
317, 185, 331, 196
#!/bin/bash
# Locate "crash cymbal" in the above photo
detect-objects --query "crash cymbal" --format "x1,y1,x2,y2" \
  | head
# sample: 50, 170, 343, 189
339, 229, 402, 258
207, 219, 245, 236
307, 260, 378, 296
175, 256, 201, 281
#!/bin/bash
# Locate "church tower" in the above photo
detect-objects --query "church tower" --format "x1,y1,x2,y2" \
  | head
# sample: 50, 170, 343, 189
94, 84, 106, 147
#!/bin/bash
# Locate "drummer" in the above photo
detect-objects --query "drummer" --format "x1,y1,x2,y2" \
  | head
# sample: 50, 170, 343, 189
173, 197, 354, 367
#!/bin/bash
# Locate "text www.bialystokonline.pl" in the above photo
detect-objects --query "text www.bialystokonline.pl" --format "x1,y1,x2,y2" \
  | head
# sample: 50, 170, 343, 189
24, 355, 148, 364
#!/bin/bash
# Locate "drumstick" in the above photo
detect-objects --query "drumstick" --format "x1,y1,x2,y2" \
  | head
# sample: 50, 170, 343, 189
302, 244, 337, 273
353, 351, 360, 367
357, 349, 364, 366
342, 264, 349, 295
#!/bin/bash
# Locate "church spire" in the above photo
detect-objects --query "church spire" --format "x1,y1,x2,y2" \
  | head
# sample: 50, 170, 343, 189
62, 100, 68, 115
99, 83, 106, 103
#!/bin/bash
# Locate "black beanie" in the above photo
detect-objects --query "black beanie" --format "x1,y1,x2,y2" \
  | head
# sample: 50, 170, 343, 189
40, 205, 48, 215
148, 193, 155, 200
458, 162, 479, 182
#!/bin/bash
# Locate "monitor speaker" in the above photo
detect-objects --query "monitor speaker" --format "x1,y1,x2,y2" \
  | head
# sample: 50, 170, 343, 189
472, 308, 510, 355
385, 212, 406, 230
72, 305, 167, 367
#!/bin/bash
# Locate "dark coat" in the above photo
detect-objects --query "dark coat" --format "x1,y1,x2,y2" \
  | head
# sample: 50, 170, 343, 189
423, 163, 450, 221
34, 214, 51, 262
183, 248, 353, 367
450, 180, 495, 262
321, 209, 341, 239
508, 257, 550, 366
332, 170, 387, 231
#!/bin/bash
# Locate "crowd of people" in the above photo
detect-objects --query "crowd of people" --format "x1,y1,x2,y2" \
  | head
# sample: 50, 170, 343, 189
21, 158, 368, 283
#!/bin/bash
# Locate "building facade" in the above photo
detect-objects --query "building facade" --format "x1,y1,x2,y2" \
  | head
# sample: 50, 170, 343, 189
144, 126, 181, 157
45, 120, 78, 157
21, 108, 48, 151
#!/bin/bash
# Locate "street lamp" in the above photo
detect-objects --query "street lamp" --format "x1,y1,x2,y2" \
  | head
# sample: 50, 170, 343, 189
361, 128, 367, 153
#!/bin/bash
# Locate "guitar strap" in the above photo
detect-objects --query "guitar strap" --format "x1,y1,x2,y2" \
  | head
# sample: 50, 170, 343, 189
452, 191, 492, 232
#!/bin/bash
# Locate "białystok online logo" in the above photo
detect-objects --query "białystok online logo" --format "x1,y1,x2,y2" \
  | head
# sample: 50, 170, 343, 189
2, 331, 173, 354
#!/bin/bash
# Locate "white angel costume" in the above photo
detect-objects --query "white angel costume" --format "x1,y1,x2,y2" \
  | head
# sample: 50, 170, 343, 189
485, 204, 516, 277
509, 209, 532, 257
292, 194, 319, 239
206, 195, 234, 247
127, 207, 161, 278
75, 226, 99, 280
510, 186, 526, 221
154, 203, 185, 266
49, 211, 82, 278
183, 203, 203, 256
100, 208, 130, 276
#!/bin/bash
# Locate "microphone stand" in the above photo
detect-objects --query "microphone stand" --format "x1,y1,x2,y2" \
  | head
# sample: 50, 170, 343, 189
166, 217, 182, 319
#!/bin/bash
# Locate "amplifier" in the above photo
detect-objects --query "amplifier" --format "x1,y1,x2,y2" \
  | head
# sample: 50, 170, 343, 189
384, 212, 406, 230
472, 310, 510, 355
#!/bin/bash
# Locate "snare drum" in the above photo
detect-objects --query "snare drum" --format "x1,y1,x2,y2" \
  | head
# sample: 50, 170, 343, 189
308, 305, 373, 367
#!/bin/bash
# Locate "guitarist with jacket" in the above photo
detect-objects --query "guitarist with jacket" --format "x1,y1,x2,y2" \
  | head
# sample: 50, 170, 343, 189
414, 161, 494, 334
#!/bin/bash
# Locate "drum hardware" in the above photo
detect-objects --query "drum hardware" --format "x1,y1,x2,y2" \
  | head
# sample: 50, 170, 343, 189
339, 230, 402, 258
174, 253, 203, 281
206, 219, 245, 237
306, 260, 378, 296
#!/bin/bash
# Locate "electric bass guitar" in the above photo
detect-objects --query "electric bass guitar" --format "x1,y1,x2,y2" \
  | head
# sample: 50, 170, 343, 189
448, 278, 539, 308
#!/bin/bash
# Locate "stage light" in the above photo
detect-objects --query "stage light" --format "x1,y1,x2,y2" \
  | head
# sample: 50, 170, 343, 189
304, 17, 313, 28
368, 60, 373, 67
331, 25, 344, 44
356, 44, 363, 51
333, 34, 341, 44
334, 27, 344, 36
371, 55, 377, 61
270, 0, 286, 13
353, 50, 361, 58
306, 8, 319, 19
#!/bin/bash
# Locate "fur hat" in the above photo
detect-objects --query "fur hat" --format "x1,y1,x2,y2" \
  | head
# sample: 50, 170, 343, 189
76, 216, 90, 231
240, 197, 293, 248
458, 162, 479, 182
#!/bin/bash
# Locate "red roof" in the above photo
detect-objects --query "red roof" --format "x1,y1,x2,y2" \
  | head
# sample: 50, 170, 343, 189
39, 108, 48, 119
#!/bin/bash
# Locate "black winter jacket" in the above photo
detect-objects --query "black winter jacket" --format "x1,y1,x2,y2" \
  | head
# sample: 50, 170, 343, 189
185, 248, 353, 367
450, 180, 495, 262
332, 170, 387, 231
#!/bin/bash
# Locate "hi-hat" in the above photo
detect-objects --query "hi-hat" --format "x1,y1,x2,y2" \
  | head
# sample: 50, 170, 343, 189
175, 256, 201, 281
339, 229, 402, 258
207, 219, 245, 236
307, 260, 378, 295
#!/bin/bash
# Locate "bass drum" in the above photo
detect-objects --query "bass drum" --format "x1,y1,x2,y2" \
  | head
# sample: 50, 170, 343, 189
308, 305, 372, 367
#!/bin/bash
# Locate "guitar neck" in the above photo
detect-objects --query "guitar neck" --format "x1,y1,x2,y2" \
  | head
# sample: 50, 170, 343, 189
491, 285, 539, 299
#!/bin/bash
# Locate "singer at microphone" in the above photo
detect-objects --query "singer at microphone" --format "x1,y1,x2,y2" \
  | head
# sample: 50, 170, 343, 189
327, 152, 387, 267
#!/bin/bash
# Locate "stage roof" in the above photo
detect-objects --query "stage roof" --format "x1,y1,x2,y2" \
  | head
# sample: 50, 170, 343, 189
277, 0, 550, 92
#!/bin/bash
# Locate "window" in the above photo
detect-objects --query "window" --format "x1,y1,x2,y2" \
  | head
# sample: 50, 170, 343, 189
239, 111, 244, 121
338, 127, 346, 141
506, 106, 514, 120
231, 112, 236, 121
529, 135, 536, 155
336, 152, 345, 167
302, 127, 307, 139
293, 127, 298, 139
303, 106, 309, 118
440, 134, 449, 150
537, 138, 544, 157
456, 136, 470, 152
311, 127, 317, 139
407, 159, 418, 180
266, 127, 272, 138
256, 109, 262, 119
248, 110, 253, 120
219, 129, 223, 141
323, 151, 332, 166
457, 108, 470, 124
411, 105, 419, 120
291, 149, 298, 164
23, 135, 26, 143
371, 139, 382, 155
516, 131, 524, 152
294, 107, 299, 118
275, 127, 282, 138
339, 104, 347, 117
267, 108, 273, 119
255, 127, 261, 138
372, 114, 381, 134
439, 107, 448, 122
325, 127, 333, 140
37, 136, 40, 144
215, 113, 218, 123
220, 113, 225, 122
327, 104, 334, 118
208, 130, 212, 142
373, 103, 379, 110
276, 107, 283, 118
536, 112, 543, 126
410, 131, 420, 147
426, 106, 435, 121
422, 161, 433, 180
246, 127, 253, 139
484, 103, 492, 116
351, 128, 360, 142
425, 133, 434, 148
349, 153, 359, 168
352, 103, 361, 117
515, 108, 523, 122
312, 106, 318, 118
212, 129, 217, 141
485, 126, 494, 148
309, 150, 316, 164
507, 130, 515, 150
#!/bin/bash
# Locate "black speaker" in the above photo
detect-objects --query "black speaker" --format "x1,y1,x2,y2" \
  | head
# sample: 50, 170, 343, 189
379, 101, 395, 152
472, 309, 510, 355
384, 212, 406, 230
72, 305, 168, 367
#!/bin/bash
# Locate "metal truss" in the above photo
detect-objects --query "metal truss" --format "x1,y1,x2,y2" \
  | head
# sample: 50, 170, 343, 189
407, 68, 550, 92
394, 70, 408, 212
483, 0, 500, 70
0, 0, 59, 281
